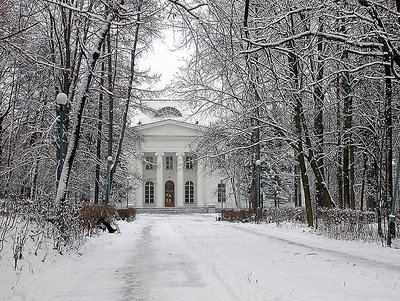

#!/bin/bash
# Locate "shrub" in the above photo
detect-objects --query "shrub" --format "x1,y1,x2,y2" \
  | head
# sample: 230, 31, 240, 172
316, 208, 379, 241
260, 207, 306, 224
80, 204, 116, 234
221, 207, 307, 224
221, 209, 255, 222
116, 208, 136, 221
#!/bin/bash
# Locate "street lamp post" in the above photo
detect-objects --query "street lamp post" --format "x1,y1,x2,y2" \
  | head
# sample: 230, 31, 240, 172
105, 155, 113, 204
55, 93, 68, 181
220, 179, 224, 211
126, 180, 129, 208
388, 152, 400, 246
255, 159, 261, 209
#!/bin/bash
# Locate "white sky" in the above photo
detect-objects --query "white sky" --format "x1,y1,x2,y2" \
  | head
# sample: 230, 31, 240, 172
141, 28, 189, 92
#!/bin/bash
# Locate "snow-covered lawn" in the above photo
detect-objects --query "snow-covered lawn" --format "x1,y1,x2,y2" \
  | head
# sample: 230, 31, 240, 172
1, 214, 400, 300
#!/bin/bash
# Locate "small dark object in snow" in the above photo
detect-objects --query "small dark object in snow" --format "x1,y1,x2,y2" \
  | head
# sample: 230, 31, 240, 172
97, 218, 117, 233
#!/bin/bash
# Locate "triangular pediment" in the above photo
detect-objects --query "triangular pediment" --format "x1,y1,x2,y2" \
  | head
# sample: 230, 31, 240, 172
135, 119, 206, 137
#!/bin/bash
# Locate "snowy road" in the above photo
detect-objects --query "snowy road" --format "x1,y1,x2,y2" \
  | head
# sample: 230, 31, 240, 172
120, 215, 400, 301
120, 216, 240, 301
3, 214, 400, 301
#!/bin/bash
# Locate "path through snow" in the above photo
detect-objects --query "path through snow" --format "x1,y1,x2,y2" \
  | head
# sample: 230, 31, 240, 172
2, 214, 400, 301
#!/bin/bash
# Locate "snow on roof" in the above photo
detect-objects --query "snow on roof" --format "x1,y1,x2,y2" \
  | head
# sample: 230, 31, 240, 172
131, 99, 202, 126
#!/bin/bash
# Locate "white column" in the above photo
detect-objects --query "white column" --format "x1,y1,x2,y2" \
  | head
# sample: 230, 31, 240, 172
135, 154, 143, 207
176, 152, 185, 207
196, 159, 205, 207
155, 152, 164, 208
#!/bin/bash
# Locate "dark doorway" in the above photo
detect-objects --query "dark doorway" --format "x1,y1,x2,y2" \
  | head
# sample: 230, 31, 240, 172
165, 180, 175, 207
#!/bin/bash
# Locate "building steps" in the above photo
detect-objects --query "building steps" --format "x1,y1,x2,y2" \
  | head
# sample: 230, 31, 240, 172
135, 207, 218, 214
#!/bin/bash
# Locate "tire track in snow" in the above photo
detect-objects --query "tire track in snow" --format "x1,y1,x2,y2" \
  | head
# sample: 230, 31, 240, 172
121, 223, 153, 301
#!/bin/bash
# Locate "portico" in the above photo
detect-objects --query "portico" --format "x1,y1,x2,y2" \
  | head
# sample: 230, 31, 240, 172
128, 103, 238, 209
136, 150, 205, 208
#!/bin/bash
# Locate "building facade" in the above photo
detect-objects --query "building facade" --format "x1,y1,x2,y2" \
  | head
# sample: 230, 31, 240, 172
128, 102, 237, 209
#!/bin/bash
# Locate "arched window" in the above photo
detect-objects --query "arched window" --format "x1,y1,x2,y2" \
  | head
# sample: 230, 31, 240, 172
144, 181, 154, 203
185, 181, 194, 203
155, 106, 182, 118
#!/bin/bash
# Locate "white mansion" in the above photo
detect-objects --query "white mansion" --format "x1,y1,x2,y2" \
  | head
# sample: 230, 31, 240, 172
128, 100, 238, 210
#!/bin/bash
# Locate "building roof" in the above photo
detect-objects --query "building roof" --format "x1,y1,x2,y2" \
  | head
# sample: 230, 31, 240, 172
136, 118, 206, 134
134, 119, 206, 153
131, 99, 202, 126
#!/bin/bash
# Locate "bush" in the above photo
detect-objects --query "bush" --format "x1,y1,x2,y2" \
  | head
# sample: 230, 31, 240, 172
80, 204, 116, 234
116, 208, 136, 221
260, 207, 306, 224
221, 209, 255, 222
221, 206, 399, 243
221, 207, 307, 224
316, 208, 379, 241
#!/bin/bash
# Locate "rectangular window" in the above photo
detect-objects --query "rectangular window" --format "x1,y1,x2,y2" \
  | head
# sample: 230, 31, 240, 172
218, 183, 226, 202
185, 156, 194, 170
145, 156, 154, 170
166, 156, 173, 170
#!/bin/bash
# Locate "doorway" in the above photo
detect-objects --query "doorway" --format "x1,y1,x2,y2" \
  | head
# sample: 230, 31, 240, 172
165, 180, 175, 207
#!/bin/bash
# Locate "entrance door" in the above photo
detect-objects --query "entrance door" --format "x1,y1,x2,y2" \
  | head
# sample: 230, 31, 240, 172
165, 180, 175, 207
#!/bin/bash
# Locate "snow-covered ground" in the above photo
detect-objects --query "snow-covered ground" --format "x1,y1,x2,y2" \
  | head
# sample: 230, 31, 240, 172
1, 214, 400, 300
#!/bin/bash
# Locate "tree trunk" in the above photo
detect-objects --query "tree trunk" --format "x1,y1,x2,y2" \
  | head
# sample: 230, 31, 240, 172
243, 0, 262, 210
94, 44, 106, 204
291, 16, 334, 208
313, 21, 326, 207
0, 102, 11, 197
0, 122, 2, 198
252, 90, 261, 210
250, 116, 258, 210
52, 5, 74, 183
301, 121, 335, 208
294, 164, 302, 207
384, 51, 394, 245
55, 9, 116, 208
103, 29, 114, 205
4, 90, 16, 197
350, 141, 355, 209
296, 133, 313, 227
109, 0, 143, 190
377, 155, 383, 237
288, 32, 313, 226
397, 0, 400, 23
107, 30, 114, 160
30, 159, 39, 200
341, 49, 355, 209
360, 152, 368, 211
358, 0, 400, 78
336, 75, 344, 208
384, 55, 392, 205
